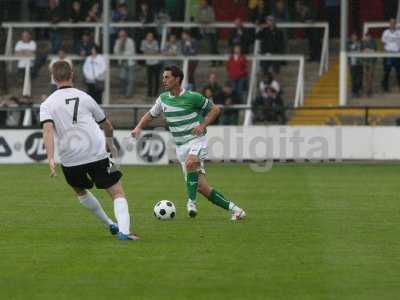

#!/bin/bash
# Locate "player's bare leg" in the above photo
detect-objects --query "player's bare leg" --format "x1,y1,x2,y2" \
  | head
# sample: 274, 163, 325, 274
106, 182, 139, 240
72, 187, 119, 234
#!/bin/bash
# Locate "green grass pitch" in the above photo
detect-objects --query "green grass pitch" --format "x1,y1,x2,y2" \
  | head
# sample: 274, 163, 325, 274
1, 163, 400, 299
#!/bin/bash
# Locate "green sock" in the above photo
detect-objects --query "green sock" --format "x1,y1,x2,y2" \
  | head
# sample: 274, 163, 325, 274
186, 171, 199, 202
207, 189, 230, 210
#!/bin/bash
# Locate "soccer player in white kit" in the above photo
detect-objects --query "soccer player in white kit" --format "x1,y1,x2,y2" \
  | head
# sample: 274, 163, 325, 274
40, 61, 139, 241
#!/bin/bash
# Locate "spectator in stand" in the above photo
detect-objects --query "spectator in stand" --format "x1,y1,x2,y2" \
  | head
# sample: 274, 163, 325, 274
48, 48, 73, 94
348, 33, 363, 97
86, 2, 102, 22
165, 0, 184, 21
140, 32, 161, 97
181, 31, 199, 91
381, 18, 400, 92
136, 3, 155, 54
195, 0, 220, 66
31, 0, 49, 39
0, 97, 21, 127
249, 0, 269, 25
114, 29, 136, 97
75, 32, 96, 58
202, 87, 215, 102
228, 18, 255, 54
226, 45, 248, 101
256, 15, 285, 74
162, 34, 182, 66
14, 31, 37, 82
362, 31, 377, 97
48, 0, 63, 54
294, 0, 321, 62
83, 45, 106, 104
272, 0, 289, 53
253, 86, 286, 124
215, 82, 240, 125
259, 72, 281, 100
203, 73, 222, 97
0, 28, 8, 95
111, 3, 130, 52
70, 1, 86, 46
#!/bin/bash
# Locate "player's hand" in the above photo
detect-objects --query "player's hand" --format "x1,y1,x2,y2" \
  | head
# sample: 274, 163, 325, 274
49, 158, 57, 177
131, 127, 141, 139
192, 124, 206, 136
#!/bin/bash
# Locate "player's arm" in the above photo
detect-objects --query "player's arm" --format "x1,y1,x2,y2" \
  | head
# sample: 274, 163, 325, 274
99, 118, 118, 159
42, 122, 57, 177
192, 96, 220, 136
131, 112, 154, 139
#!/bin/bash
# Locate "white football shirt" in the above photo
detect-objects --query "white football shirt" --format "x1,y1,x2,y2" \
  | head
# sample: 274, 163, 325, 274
40, 87, 108, 167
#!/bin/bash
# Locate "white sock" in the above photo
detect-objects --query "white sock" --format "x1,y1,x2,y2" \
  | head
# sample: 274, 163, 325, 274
113, 197, 131, 235
229, 202, 239, 211
78, 191, 113, 227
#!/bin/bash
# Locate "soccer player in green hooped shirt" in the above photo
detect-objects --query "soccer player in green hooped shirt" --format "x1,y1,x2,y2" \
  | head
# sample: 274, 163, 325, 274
131, 65, 246, 220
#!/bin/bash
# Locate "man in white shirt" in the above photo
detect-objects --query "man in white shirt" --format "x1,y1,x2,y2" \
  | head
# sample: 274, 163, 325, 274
14, 31, 37, 81
381, 18, 400, 92
40, 61, 139, 241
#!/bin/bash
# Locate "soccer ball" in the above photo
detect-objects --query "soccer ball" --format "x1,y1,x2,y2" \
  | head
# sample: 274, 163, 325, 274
153, 200, 176, 220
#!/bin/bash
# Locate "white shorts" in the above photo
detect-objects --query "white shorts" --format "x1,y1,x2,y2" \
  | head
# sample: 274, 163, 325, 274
176, 136, 208, 178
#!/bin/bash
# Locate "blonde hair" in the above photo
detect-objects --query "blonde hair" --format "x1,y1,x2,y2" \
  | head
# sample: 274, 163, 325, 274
52, 61, 73, 82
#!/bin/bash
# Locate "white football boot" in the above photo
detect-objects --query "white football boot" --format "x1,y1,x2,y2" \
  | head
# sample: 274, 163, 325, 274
230, 206, 246, 221
187, 200, 198, 218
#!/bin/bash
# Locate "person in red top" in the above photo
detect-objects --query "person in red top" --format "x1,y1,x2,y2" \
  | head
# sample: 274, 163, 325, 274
226, 45, 248, 101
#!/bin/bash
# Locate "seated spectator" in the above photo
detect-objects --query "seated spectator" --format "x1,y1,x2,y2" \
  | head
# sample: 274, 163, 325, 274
203, 73, 222, 97
83, 46, 106, 104
362, 31, 377, 97
48, 0, 63, 54
162, 34, 182, 66
74, 32, 95, 57
0, 96, 21, 127
249, 0, 270, 25
111, 3, 130, 52
253, 86, 286, 124
114, 29, 135, 97
202, 87, 215, 102
49, 48, 73, 94
259, 72, 280, 99
215, 82, 240, 125
348, 33, 363, 97
228, 18, 254, 54
86, 2, 102, 22
381, 18, 400, 92
256, 15, 285, 74
195, 0, 220, 66
226, 45, 248, 101
140, 32, 161, 97
14, 31, 37, 82
181, 31, 199, 90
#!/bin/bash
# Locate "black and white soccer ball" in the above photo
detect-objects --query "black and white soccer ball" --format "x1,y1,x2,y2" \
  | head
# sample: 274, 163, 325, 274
153, 200, 176, 220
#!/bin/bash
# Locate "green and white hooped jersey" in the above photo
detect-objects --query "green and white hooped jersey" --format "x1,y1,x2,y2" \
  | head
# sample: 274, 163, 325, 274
149, 89, 214, 146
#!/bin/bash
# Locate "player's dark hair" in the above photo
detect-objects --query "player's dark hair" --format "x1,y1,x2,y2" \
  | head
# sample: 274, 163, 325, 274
52, 61, 73, 82
163, 65, 184, 84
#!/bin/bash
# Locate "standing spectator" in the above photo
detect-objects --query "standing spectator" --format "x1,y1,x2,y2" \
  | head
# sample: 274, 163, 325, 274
249, 0, 269, 24
362, 31, 377, 97
83, 46, 106, 104
256, 16, 285, 74
136, 2, 155, 55
381, 18, 400, 92
0, 28, 8, 95
203, 73, 222, 97
272, 0, 290, 52
324, 0, 340, 37
48, 0, 63, 54
140, 32, 161, 97
226, 45, 248, 101
0, 97, 21, 127
202, 87, 215, 102
229, 18, 255, 54
215, 82, 240, 125
162, 34, 182, 66
14, 31, 37, 82
114, 29, 135, 97
195, 0, 220, 66
294, 0, 321, 62
348, 33, 363, 97
70, 1, 86, 47
49, 48, 73, 94
181, 31, 199, 90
